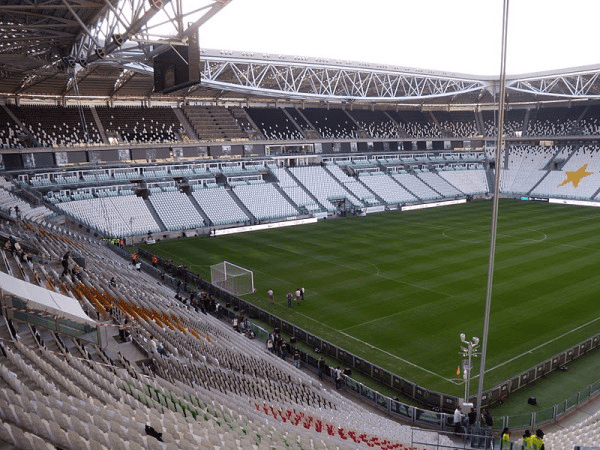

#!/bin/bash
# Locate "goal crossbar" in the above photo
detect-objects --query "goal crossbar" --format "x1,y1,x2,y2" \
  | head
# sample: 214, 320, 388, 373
210, 261, 254, 296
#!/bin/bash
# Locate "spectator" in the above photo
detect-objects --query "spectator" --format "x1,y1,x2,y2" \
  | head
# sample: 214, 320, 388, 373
481, 408, 493, 428
293, 349, 301, 368
268, 288, 274, 304
119, 319, 132, 342
149, 335, 167, 357
500, 427, 510, 449
72, 264, 83, 282
467, 407, 477, 431
317, 356, 325, 380
280, 340, 288, 360
522, 430, 533, 448
287, 291, 293, 307
61, 251, 70, 277
531, 429, 545, 450
151, 255, 158, 267
453, 405, 464, 433
335, 366, 342, 390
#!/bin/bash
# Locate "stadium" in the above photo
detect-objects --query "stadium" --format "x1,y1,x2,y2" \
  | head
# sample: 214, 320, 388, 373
2, 0, 600, 448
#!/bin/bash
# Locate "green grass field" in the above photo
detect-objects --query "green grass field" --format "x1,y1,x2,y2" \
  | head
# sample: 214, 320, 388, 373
142, 199, 600, 399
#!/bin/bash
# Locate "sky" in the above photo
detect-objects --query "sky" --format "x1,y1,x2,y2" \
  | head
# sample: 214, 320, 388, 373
197, 0, 600, 76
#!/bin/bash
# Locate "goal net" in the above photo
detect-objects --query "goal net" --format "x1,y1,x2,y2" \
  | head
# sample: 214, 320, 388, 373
210, 261, 254, 296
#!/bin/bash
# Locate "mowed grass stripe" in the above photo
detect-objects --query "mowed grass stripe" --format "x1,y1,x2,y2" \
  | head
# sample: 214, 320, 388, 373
144, 199, 600, 395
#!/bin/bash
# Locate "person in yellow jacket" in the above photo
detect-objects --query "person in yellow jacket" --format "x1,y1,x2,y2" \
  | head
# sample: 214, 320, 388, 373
522, 430, 533, 448
500, 427, 510, 449
530, 429, 545, 450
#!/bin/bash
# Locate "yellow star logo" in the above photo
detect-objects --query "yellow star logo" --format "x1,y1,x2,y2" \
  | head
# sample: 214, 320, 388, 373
558, 164, 593, 188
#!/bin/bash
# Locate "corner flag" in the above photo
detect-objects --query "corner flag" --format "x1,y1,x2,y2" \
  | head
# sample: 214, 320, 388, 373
456, 366, 461, 379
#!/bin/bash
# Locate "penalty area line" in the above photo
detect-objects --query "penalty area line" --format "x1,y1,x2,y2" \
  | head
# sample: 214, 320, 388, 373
289, 309, 453, 384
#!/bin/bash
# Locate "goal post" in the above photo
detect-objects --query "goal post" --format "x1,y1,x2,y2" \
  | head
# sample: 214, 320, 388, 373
210, 261, 255, 296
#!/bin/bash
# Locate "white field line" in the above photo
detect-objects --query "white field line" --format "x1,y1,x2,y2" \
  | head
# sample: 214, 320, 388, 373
482, 314, 600, 375
289, 308, 456, 384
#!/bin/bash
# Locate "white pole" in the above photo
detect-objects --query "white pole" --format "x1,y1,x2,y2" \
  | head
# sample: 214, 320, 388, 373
476, 0, 511, 420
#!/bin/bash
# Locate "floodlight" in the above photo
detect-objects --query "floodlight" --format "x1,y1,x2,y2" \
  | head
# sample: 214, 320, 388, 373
459, 333, 466, 342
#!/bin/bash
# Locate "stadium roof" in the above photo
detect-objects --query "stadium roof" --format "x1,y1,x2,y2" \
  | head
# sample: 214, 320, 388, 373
2, 0, 600, 108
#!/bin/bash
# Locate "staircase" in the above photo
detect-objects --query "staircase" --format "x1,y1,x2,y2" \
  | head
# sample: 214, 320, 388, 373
474, 110, 485, 136
226, 189, 255, 222
272, 183, 303, 215
89, 106, 108, 144
485, 168, 496, 192
183, 106, 246, 141
186, 192, 212, 225
1, 104, 39, 146
282, 109, 307, 139
285, 168, 327, 211
172, 107, 197, 141
143, 198, 167, 232
322, 165, 364, 207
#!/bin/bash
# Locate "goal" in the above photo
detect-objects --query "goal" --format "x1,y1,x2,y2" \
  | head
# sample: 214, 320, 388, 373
210, 261, 255, 296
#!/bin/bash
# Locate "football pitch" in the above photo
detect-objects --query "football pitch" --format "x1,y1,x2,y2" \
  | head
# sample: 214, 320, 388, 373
144, 199, 600, 398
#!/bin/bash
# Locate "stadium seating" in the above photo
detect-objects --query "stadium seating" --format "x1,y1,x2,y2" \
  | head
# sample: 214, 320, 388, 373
289, 165, 362, 212
392, 172, 441, 202
416, 171, 464, 198
326, 165, 381, 205
6, 104, 104, 147
532, 145, 600, 199
348, 110, 402, 139
148, 191, 205, 231
500, 145, 556, 195
95, 105, 181, 144
0, 107, 24, 149
300, 108, 357, 139
438, 167, 489, 195
55, 194, 161, 236
358, 171, 418, 205
191, 186, 250, 226
270, 166, 322, 213
245, 108, 304, 140
232, 182, 299, 221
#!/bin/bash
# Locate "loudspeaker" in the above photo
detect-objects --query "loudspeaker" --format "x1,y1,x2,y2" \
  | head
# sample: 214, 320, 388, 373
149, 0, 163, 10
62, 57, 76, 68
95, 48, 106, 59
528, 396, 537, 405
113, 34, 124, 46
153, 41, 200, 93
